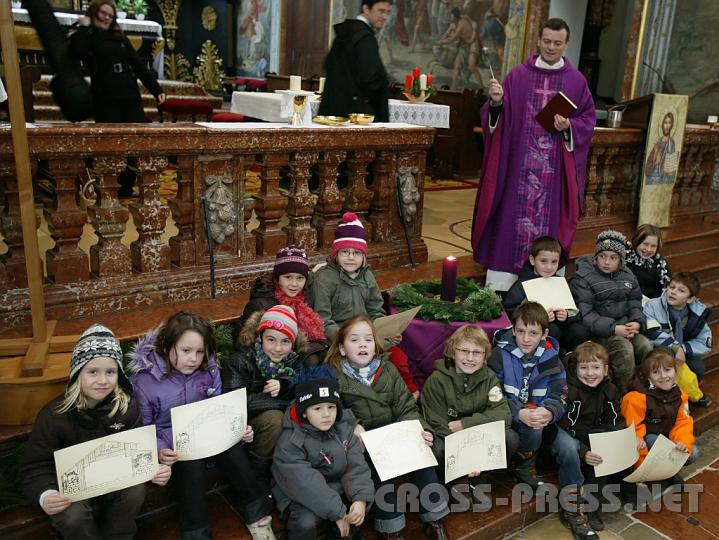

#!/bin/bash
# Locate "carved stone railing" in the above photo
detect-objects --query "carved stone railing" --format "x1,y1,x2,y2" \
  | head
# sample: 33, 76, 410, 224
578, 126, 719, 230
0, 124, 433, 328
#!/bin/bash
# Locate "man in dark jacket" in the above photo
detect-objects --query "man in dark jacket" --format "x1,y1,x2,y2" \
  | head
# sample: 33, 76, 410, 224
319, 0, 391, 122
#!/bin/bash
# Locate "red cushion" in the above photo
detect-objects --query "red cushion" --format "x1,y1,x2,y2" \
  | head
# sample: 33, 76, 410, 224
158, 98, 214, 115
235, 77, 250, 85
246, 80, 268, 91
211, 112, 245, 122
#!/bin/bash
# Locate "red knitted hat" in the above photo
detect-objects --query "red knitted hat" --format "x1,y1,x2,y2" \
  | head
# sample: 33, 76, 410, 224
331, 212, 368, 258
257, 305, 299, 343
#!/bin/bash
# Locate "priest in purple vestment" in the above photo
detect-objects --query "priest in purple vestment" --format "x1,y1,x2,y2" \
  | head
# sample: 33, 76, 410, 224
471, 18, 595, 291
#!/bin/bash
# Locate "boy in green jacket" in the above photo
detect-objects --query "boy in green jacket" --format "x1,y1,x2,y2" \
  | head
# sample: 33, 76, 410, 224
421, 325, 519, 481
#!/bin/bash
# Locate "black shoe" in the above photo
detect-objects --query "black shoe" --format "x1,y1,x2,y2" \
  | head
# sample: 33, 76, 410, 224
587, 511, 604, 531
559, 509, 598, 539
694, 395, 712, 408
512, 451, 544, 489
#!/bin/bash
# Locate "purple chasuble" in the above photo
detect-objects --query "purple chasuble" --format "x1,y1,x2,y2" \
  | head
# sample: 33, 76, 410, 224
471, 54, 595, 274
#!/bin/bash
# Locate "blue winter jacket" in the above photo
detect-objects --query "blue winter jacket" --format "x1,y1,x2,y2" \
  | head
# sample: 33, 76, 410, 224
644, 291, 712, 358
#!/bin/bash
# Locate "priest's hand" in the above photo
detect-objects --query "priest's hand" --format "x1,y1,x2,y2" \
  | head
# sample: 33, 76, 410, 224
554, 114, 570, 131
489, 78, 503, 105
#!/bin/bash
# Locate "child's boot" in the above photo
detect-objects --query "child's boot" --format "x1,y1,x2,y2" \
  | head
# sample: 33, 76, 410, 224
512, 451, 544, 489
246, 515, 276, 540
559, 507, 598, 539
586, 510, 604, 532
181, 527, 213, 540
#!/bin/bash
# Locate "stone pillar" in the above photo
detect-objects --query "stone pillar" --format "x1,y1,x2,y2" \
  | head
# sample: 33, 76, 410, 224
89, 157, 131, 277
368, 151, 396, 243
44, 158, 89, 283
285, 151, 318, 250
253, 153, 289, 256
343, 150, 375, 238
312, 150, 346, 249
169, 155, 197, 267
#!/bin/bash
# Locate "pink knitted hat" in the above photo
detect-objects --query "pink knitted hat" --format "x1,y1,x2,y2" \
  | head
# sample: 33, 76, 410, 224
257, 305, 298, 343
331, 212, 368, 258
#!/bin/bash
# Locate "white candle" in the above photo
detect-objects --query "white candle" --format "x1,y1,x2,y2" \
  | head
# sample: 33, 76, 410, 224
318, 77, 326, 94
419, 74, 427, 90
289, 75, 301, 91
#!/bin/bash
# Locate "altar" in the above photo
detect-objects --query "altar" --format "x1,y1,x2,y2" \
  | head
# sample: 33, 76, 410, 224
230, 91, 450, 129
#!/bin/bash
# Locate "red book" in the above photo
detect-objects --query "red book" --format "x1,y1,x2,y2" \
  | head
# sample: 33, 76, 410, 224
534, 91, 578, 132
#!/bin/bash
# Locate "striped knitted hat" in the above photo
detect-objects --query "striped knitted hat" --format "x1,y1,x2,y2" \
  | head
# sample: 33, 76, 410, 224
273, 245, 309, 279
69, 324, 131, 392
257, 305, 299, 343
331, 212, 367, 258
595, 230, 627, 261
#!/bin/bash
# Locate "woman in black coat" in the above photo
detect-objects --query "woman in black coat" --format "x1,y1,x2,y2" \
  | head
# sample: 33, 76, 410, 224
69, 0, 165, 123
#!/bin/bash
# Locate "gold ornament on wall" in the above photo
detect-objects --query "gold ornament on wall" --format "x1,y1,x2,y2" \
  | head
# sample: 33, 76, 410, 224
201, 6, 218, 31
166, 52, 193, 82
193, 40, 224, 91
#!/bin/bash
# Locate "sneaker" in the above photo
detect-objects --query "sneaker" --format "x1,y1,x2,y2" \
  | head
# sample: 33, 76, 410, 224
559, 508, 598, 539
246, 516, 276, 540
693, 395, 713, 408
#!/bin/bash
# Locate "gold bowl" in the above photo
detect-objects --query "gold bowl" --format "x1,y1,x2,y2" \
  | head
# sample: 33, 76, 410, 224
349, 113, 375, 125
313, 115, 350, 126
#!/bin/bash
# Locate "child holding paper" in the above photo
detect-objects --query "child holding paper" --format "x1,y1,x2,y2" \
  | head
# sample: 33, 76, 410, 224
421, 325, 518, 480
569, 230, 653, 390
234, 244, 330, 366
20, 324, 171, 540
272, 365, 374, 540
559, 341, 626, 533
130, 311, 275, 540
327, 315, 449, 540
621, 348, 698, 468
644, 272, 712, 407
310, 211, 418, 397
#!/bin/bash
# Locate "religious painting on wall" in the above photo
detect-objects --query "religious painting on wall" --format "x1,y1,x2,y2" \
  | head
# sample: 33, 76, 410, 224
236, 0, 280, 77
329, 0, 529, 91
637, 93, 688, 227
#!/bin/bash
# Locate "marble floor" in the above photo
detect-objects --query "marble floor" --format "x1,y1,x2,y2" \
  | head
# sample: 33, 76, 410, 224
422, 188, 476, 261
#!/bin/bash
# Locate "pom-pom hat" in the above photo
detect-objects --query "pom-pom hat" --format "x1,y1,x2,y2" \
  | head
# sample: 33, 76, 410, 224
273, 245, 309, 279
594, 230, 627, 261
70, 324, 132, 392
332, 212, 368, 258
257, 305, 299, 343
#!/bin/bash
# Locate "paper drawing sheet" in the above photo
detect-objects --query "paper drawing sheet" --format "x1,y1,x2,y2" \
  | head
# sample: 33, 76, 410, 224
374, 306, 422, 341
623, 434, 690, 483
54, 425, 158, 502
522, 277, 577, 312
588, 423, 640, 477
444, 420, 507, 483
171, 388, 247, 461
360, 420, 438, 481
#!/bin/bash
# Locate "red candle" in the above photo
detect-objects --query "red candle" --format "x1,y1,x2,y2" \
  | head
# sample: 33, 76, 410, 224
413, 66, 421, 79
440, 256, 459, 302
405, 74, 413, 90
427, 74, 433, 87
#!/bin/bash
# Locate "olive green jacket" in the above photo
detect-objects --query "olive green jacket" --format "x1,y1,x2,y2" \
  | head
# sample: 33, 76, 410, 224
337, 356, 429, 432
421, 358, 512, 438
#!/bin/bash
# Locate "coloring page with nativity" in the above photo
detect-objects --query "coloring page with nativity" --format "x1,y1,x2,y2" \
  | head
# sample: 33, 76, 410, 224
623, 433, 689, 483
360, 419, 438, 481
54, 425, 158, 502
171, 388, 247, 461
444, 420, 507, 483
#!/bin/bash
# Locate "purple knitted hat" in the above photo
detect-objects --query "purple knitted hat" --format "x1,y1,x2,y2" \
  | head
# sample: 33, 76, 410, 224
331, 212, 368, 258
273, 245, 309, 278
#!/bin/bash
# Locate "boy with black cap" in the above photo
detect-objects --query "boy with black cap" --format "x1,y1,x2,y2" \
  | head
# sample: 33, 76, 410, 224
569, 230, 653, 389
272, 366, 374, 540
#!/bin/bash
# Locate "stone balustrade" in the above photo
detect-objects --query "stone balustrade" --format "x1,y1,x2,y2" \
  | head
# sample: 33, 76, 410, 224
0, 124, 434, 328
1, 124, 718, 329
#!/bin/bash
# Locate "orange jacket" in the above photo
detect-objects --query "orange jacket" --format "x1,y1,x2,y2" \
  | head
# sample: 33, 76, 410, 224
621, 389, 694, 466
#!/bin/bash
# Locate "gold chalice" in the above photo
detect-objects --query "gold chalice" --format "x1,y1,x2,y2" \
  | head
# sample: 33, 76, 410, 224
349, 113, 375, 125
291, 95, 308, 126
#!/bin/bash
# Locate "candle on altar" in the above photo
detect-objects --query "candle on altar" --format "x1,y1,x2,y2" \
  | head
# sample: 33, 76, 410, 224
318, 77, 326, 94
419, 74, 427, 90
440, 256, 458, 302
405, 74, 413, 90
289, 75, 301, 91
412, 66, 421, 79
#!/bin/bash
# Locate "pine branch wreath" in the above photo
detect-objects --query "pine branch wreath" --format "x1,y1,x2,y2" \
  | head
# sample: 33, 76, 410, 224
391, 279, 503, 322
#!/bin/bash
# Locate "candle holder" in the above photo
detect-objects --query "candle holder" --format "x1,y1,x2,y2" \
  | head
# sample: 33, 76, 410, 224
291, 95, 307, 126
403, 90, 430, 103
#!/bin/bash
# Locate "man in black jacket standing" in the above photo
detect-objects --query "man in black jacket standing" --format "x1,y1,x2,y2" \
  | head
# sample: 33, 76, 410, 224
319, 0, 391, 122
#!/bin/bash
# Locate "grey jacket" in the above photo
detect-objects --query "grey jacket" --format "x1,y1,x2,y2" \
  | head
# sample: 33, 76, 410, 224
272, 405, 374, 520
569, 255, 646, 338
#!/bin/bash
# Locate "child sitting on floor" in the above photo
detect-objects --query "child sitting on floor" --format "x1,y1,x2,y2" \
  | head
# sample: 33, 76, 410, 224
310, 211, 418, 398
20, 324, 171, 539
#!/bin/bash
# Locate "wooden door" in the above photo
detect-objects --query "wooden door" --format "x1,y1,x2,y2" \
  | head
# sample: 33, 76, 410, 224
281, 0, 330, 77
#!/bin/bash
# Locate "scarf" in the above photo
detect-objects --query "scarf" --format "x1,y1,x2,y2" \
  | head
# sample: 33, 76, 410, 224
668, 305, 688, 345
254, 341, 298, 380
341, 357, 382, 387
626, 249, 671, 287
274, 289, 326, 341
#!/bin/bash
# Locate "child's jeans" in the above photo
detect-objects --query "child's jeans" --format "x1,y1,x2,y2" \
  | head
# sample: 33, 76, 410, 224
598, 335, 653, 388
366, 454, 449, 534
50, 483, 146, 540
514, 423, 584, 487
645, 433, 699, 465
686, 354, 706, 381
